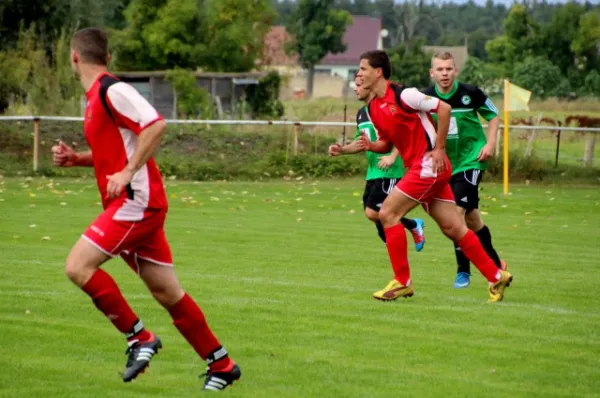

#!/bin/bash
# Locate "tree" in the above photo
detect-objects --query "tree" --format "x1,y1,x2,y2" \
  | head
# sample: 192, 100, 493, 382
111, 0, 274, 72
485, 4, 540, 75
388, 39, 431, 89
199, 0, 275, 72
287, 0, 352, 98
540, 2, 585, 85
571, 11, 600, 77
511, 56, 569, 100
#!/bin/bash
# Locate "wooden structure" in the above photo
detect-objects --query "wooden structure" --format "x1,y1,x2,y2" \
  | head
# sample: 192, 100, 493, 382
114, 71, 268, 118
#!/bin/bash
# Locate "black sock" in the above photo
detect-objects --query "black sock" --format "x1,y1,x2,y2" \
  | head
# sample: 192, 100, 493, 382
375, 220, 386, 243
400, 217, 417, 230
454, 243, 471, 274
476, 225, 502, 268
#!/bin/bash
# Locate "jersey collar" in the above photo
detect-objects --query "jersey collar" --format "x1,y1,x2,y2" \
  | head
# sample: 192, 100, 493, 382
434, 81, 458, 99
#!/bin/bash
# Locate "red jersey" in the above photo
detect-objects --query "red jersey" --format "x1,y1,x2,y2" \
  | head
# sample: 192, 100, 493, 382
84, 72, 167, 221
368, 82, 441, 172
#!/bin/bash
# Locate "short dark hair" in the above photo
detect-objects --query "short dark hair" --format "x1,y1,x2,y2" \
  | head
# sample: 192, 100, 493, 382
71, 28, 109, 66
360, 50, 392, 79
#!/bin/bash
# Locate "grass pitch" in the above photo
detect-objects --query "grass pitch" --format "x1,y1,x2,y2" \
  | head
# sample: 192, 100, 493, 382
0, 177, 599, 397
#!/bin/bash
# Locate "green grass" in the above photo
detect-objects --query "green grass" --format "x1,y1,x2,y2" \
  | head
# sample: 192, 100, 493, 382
1, 176, 599, 397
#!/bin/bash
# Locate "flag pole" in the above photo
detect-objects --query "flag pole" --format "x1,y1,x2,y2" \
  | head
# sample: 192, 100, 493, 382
503, 79, 510, 196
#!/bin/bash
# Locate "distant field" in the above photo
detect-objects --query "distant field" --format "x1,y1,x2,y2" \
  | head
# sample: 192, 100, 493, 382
1, 177, 599, 397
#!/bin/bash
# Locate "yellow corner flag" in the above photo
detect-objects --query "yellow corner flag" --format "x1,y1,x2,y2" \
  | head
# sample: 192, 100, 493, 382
503, 80, 532, 195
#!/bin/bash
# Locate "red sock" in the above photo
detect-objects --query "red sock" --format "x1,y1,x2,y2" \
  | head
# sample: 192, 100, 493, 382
169, 293, 233, 371
81, 269, 148, 339
457, 230, 500, 283
385, 224, 411, 286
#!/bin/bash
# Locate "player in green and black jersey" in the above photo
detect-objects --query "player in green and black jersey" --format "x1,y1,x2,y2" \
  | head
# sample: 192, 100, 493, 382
329, 75, 425, 250
423, 51, 507, 288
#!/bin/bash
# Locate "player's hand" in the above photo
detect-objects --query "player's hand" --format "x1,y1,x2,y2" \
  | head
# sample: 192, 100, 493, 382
356, 134, 370, 151
328, 144, 342, 156
428, 148, 446, 174
51, 141, 76, 167
477, 143, 494, 161
106, 169, 135, 199
378, 155, 396, 170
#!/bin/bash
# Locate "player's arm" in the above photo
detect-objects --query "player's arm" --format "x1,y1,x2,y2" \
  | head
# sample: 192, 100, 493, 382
51, 142, 93, 167
329, 129, 367, 156
378, 147, 400, 170
104, 82, 165, 198
475, 92, 500, 161
359, 137, 393, 154
433, 101, 451, 150
399, 87, 451, 172
124, 120, 167, 173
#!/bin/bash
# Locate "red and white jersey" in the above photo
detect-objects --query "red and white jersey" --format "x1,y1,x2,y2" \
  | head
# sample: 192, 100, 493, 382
84, 72, 167, 220
368, 82, 441, 172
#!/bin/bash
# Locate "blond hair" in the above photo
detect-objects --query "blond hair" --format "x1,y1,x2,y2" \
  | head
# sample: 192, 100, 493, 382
431, 51, 456, 67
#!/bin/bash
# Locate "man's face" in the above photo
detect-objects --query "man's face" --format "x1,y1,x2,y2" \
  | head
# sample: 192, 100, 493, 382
430, 58, 457, 90
353, 77, 370, 102
357, 58, 380, 91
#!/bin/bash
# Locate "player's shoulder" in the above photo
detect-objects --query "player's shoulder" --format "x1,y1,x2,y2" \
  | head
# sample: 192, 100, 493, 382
356, 106, 369, 124
457, 82, 483, 95
421, 86, 437, 96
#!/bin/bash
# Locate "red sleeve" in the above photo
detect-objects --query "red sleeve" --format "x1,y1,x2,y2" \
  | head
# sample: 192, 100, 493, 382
106, 82, 163, 135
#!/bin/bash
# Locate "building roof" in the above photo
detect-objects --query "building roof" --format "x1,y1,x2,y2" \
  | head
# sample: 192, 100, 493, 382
319, 15, 382, 66
261, 25, 299, 66
423, 45, 469, 71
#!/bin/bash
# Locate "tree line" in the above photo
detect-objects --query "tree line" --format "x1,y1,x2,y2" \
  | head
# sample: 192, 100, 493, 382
0, 0, 599, 115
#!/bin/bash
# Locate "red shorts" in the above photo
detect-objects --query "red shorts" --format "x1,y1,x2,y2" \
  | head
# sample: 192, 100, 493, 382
82, 206, 173, 272
395, 156, 455, 208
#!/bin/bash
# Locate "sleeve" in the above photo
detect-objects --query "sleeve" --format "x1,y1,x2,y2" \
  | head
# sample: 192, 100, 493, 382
473, 87, 499, 122
106, 82, 163, 135
399, 87, 441, 113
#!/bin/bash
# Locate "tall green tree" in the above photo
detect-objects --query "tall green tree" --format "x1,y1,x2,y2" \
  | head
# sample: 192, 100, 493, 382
389, 39, 431, 89
111, 0, 274, 72
540, 2, 585, 83
571, 11, 600, 79
287, 0, 352, 98
200, 0, 275, 72
485, 4, 540, 75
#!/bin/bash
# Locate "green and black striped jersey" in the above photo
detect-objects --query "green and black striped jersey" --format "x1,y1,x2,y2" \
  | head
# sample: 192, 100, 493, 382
422, 81, 498, 175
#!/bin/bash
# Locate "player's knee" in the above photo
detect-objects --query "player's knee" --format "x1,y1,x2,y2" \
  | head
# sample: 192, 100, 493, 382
64, 256, 88, 286
378, 207, 397, 227
440, 221, 466, 241
364, 208, 380, 222
150, 285, 185, 309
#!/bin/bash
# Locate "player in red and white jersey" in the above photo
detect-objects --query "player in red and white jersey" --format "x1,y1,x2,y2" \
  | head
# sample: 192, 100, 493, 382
83, 70, 167, 218
356, 50, 513, 303
51, 28, 240, 390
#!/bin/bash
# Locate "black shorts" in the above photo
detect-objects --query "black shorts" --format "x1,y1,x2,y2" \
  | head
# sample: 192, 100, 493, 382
363, 178, 399, 212
450, 169, 484, 211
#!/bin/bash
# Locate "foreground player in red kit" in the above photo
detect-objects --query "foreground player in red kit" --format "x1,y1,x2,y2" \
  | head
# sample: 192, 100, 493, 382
356, 50, 512, 303
51, 28, 240, 390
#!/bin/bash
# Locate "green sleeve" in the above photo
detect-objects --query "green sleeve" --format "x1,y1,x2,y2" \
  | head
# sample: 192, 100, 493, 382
353, 128, 361, 140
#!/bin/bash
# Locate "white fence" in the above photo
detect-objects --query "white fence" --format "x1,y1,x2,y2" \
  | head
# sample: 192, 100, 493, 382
1, 115, 599, 172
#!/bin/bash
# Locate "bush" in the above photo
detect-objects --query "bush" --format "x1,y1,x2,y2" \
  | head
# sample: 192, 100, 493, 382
511, 56, 570, 99
244, 71, 285, 119
165, 68, 213, 119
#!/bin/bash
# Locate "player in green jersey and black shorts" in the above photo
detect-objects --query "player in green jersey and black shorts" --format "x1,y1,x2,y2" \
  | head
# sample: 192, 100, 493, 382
329, 74, 425, 250
423, 51, 507, 289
